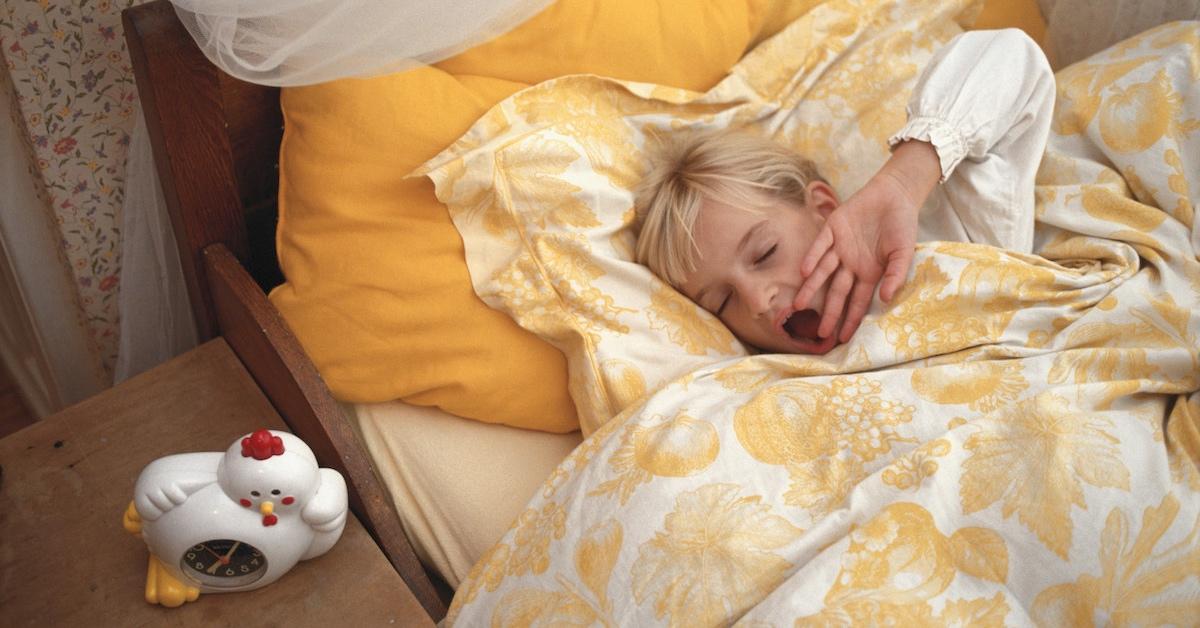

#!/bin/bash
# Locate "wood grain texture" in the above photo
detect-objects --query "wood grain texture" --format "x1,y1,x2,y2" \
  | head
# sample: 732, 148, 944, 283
0, 340, 433, 626
204, 243, 447, 620
123, 1, 283, 338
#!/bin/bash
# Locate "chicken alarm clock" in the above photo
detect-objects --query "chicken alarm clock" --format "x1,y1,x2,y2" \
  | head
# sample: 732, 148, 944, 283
121, 429, 348, 607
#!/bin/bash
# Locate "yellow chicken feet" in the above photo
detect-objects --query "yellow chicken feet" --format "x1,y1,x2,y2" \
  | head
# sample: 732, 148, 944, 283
145, 554, 200, 607
126, 500, 200, 607
122, 500, 142, 535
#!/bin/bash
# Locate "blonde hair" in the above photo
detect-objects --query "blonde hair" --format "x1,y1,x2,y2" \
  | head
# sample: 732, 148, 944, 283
634, 129, 825, 286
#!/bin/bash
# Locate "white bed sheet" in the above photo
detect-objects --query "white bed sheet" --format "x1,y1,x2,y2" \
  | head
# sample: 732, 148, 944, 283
344, 400, 580, 587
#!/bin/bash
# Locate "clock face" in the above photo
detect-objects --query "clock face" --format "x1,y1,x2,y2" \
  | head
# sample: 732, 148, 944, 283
180, 539, 268, 588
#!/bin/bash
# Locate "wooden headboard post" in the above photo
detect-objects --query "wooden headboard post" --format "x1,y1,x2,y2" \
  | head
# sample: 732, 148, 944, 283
123, 1, 447, 620
124, 2, 247, 340
123, 1, 284, 340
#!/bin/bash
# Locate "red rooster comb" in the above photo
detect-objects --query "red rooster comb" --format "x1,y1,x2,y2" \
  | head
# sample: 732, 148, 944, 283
241, 429, 285, 460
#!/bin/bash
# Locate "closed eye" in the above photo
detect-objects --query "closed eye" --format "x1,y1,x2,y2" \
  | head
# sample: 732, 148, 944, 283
755, 245, 777, 265
716, 294, 730, 316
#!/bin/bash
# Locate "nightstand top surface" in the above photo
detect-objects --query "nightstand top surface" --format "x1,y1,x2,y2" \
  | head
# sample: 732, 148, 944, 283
0, 339, 432, 626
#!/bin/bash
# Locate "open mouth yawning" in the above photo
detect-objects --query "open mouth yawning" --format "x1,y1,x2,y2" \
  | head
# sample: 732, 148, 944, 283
783, 309, 822, 342
776, 308, 839, 355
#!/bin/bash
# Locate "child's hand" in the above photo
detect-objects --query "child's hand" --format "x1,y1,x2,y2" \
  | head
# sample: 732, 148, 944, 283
793, 140, 940, 343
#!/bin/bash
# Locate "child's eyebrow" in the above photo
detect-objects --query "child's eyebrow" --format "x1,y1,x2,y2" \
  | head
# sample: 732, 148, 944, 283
740, 221, 768, 255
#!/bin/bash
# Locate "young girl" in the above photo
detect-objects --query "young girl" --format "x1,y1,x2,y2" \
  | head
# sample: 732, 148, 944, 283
634, 28, 1055, 354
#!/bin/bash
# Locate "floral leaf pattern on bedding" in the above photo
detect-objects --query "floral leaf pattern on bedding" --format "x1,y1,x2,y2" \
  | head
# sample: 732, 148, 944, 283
959, 392, 1130, 558
1031, 494, 1200, 626
498, 137, 600, 231
735, 377, 917, 466
1098, 68, 1196, 154
575, 519, 623, 609
428, 12, 1200, 627
508, 501, 567, 577
492, 588, 595, 626
910, 361, 1028, 412
1052, 56, 1154, 137
1082, 185, 1169, 232
938, 242, 1063, 313
1163, 149, 1194, 227
796, 503, 1011, 626
598, 358, 648, 413
590, 412, 720, 505
1167, 396, 1200, 492
785, 454, 865, 517
880, 437, 951, 491
630, 483, 801, 627
877, 258, 993, 359
491, 520, 624, 626
511, 84, 645, 191
645, 284, 740, 357
947, 526, 1009, 584
938, 593, 1012, 627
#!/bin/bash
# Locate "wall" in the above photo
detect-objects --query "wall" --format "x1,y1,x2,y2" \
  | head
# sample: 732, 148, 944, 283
1, 0, 147, 381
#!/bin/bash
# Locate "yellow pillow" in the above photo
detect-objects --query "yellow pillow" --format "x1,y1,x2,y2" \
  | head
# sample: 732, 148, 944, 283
271, 0, 796, 432
974, 0, 1046, 50
420, 0, 999, 434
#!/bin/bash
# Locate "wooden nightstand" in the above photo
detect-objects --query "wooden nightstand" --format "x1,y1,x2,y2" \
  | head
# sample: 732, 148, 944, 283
0, 340, 433, 626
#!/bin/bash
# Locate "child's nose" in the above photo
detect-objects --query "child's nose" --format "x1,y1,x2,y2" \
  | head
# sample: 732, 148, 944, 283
741, 278, 776, 317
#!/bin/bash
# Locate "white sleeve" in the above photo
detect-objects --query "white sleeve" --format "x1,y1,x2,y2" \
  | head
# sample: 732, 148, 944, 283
889, 29, 1055, 183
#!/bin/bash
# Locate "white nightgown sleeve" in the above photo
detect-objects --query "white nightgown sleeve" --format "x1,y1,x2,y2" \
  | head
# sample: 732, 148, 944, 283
889, 29, 1055, 254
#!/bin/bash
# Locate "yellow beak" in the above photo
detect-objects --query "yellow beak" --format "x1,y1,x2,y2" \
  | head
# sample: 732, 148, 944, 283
260, 501, 274, 516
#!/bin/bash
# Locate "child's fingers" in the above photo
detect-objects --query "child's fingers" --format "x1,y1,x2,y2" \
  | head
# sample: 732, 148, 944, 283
879, 248, 915, 302
800, 226, 834, 276
838, 281, 875, 343
819, 267, 854, 338
794, 249, 838, 310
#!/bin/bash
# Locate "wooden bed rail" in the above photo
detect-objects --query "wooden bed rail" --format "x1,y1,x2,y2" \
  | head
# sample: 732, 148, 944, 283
123, 0, 283, 340
205, 243, 446, 619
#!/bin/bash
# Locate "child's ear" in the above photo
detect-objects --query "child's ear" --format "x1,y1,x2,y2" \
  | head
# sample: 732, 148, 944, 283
805, 181, 839, 219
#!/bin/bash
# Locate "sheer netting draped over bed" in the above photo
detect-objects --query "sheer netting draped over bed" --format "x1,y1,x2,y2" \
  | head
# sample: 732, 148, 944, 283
169, 0, 553, 86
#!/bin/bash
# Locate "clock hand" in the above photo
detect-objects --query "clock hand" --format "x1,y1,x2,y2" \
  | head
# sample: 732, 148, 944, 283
201, 544, 224, 574
206, 541, 242, 574
221, 541, 241, 564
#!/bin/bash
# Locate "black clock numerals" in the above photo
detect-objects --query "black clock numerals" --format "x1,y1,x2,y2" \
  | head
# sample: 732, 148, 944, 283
179, 539, 268, 588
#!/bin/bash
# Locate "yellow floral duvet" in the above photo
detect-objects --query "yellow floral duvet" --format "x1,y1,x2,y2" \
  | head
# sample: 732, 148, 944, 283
422, 6, 1200, 625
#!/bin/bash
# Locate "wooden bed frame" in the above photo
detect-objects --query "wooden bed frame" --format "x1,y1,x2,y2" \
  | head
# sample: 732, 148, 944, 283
122, 1, 448, 621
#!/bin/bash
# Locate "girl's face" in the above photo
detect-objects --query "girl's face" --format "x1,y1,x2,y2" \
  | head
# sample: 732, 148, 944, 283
679, 182, 843, 354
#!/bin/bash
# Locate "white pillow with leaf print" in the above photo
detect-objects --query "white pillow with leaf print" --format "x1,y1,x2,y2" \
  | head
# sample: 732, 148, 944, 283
418, 0, 986, 435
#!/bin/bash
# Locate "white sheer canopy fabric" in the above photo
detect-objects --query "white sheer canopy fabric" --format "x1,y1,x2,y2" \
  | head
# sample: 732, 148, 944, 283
170, 0, 554, 86
114, 107, 197, 384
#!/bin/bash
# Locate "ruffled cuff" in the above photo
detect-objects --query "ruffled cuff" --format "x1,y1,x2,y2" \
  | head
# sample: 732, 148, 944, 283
888, 116, 966, 183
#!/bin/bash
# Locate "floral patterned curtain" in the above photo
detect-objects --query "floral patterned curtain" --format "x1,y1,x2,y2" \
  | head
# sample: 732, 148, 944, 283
1, 0, 145, 383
